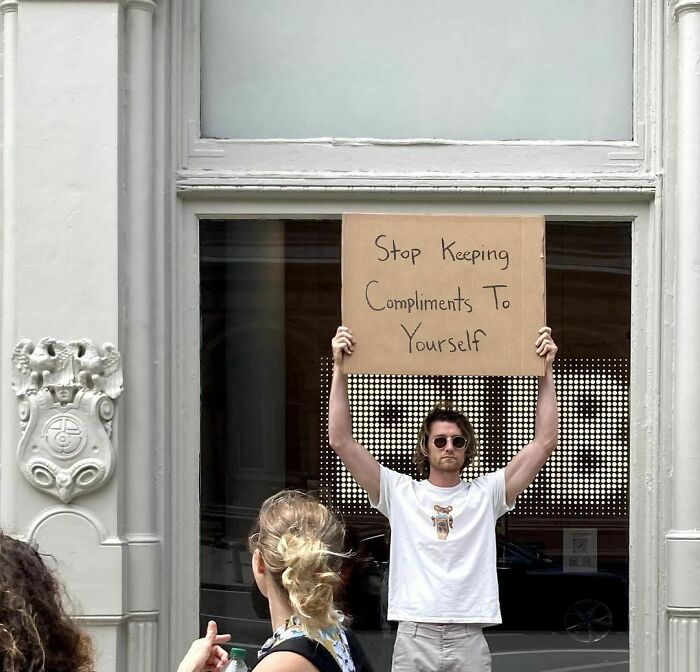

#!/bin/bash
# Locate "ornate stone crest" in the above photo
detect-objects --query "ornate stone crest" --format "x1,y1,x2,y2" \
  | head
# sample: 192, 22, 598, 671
11, 338, 123, 503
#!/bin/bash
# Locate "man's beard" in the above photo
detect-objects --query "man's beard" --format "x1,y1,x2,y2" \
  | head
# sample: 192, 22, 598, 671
430, 454, 462, 473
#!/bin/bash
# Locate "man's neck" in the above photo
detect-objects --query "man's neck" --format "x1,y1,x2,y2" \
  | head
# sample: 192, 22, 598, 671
427, 471, 461, 488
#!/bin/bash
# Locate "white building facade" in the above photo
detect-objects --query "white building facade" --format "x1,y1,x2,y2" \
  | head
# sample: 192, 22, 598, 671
0, 1, 698, 670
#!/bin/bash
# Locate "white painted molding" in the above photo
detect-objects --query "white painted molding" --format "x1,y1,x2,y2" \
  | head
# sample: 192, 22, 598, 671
0, 0, 19, 531
668, 536, 700, 607
189, 136, 646, 148
176, 182, 657, 201
121, 0, 164, 644
25, 504, 116, 543
671, 0, 700, 556
167, 197, 201, 672
122, 0, 158, 539
176, 171, 658, 185
74, 612, 159, 626
667, 4, 700, 670
668, 607, 700, 617
126, 538, 161, 612
666, 531, 700, 540
627, 188, 664, 672
16, 0, 146, 3
126, 618, 159, 672
126, 0, 156, 12
669, 614, 700, 671
15, 0, 124, 3
675, 1, 700, 18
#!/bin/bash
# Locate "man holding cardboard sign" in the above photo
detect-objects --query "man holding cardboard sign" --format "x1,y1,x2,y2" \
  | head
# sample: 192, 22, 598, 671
329, 325, 557, 671
341, 213, 547, 377
331, 213, 557, 670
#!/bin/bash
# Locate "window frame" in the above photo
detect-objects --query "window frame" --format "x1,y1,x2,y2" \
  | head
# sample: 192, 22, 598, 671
174, 0, 657, 183
167, 193, 663, 672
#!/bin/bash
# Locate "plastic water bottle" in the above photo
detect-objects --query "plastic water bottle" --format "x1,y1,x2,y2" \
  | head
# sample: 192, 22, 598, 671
225, 647, 249, 672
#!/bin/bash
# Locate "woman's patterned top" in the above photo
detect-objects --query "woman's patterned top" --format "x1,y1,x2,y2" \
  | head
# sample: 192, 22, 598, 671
257, 615, 355, 672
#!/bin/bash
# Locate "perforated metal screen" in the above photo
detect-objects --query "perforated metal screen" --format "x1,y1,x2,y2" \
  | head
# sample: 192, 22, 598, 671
321, 358, 628, 518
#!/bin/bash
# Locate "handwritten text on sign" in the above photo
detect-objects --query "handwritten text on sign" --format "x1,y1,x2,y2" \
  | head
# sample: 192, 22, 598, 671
342, 213, 546, 376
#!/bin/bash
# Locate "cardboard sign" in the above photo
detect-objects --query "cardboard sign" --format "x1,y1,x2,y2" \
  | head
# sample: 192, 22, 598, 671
342, 213, 546, 376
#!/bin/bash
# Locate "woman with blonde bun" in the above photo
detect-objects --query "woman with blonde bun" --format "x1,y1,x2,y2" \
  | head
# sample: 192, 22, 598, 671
248, 490, 371, 672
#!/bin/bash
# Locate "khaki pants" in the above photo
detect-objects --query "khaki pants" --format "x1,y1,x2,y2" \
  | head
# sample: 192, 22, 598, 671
391, 622, 491, 672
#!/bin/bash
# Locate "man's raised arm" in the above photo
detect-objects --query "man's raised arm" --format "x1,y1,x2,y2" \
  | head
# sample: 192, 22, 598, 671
504, 327, 559, 505
328, 326, 381, 503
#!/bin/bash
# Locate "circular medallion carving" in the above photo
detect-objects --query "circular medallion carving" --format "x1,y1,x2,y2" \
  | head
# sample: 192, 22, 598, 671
42, 414, 87, 459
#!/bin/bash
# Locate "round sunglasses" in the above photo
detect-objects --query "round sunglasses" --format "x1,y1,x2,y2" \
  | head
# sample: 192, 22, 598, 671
432, 435, 467, 450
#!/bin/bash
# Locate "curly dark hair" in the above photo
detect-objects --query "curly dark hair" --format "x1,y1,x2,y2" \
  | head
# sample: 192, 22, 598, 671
414, 402, 479, 478
0, 531, 94, 672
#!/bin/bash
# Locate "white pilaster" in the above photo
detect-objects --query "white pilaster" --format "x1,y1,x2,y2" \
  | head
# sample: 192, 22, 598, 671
121, 2, 163, 668
121, 0, 160, 603
668, 2, 700, 670
0, 1, 163, 670
126, 618, 159, 672
0, 0, 19, 531
669, 609, 700, 672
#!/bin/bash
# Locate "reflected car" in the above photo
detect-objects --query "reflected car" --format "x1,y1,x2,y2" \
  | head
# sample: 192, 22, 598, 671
200, 522, 628, 659
494, 538, 628, 642
342, 530, 628, 643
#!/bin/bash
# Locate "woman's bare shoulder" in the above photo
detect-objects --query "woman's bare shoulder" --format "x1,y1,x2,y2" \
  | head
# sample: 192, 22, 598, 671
252, 650, 319, 672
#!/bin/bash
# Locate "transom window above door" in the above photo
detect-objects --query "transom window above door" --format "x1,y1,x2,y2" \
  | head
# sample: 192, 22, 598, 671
200, 0, 633, 142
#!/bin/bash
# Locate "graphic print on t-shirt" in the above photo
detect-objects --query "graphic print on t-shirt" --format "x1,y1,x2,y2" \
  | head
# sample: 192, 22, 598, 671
431, 504, 454, 540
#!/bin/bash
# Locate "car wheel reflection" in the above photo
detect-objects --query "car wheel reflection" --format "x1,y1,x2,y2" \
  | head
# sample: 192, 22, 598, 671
564, 598, 614, 643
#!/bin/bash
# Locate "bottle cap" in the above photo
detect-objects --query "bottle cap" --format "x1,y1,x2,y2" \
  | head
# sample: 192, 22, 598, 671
229, 647, 246, 661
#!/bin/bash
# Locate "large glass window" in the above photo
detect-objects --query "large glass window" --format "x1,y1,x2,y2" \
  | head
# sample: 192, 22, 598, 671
200, 0, 633, 141
200, 219, 630, 671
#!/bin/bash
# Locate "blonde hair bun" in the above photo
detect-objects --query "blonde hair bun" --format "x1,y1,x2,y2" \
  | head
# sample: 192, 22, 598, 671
249, 491, 347, 634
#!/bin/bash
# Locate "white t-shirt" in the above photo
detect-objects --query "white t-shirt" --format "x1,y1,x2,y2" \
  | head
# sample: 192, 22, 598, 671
370, 465, 514, 625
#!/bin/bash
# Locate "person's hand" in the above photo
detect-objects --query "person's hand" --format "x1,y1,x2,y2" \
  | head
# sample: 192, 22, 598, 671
177, 620, 231, 672
331, 326, 354, 368
536, 327, 557, 368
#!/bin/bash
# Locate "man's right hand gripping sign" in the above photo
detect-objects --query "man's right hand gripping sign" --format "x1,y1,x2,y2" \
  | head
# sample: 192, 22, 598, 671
329, 325, 558, 672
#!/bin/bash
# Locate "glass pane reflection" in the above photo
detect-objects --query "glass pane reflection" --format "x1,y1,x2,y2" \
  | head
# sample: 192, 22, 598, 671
199, 219, 630, 671
201, 1, 633, 141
